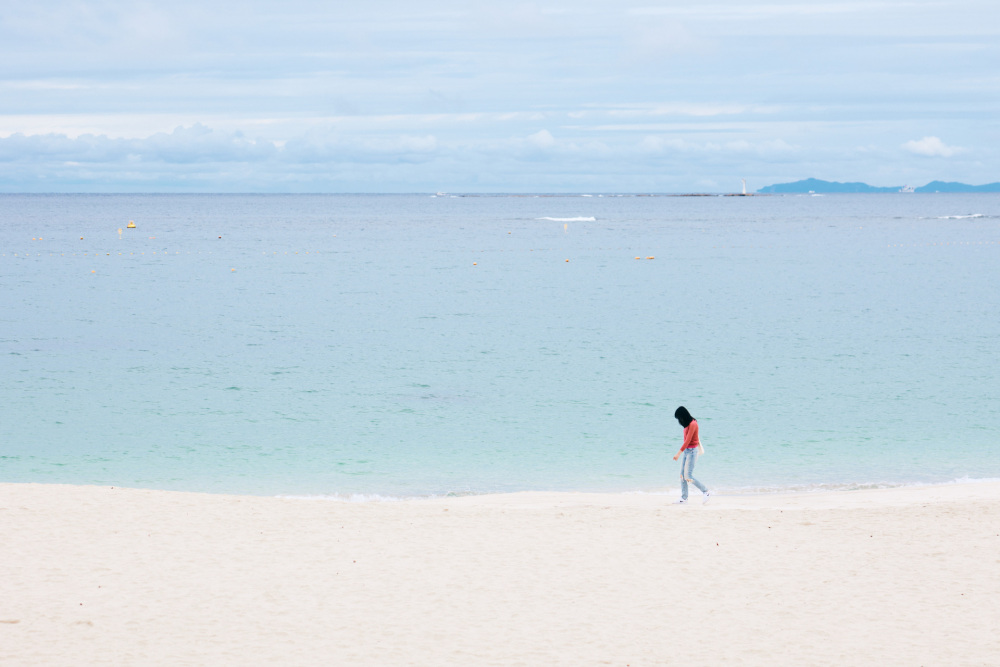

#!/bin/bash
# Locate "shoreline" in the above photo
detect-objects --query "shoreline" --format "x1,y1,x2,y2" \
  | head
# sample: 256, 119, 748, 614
5, 473, 997, 505
278, 476, 1000, 504
3, 481, 999, 665
4, 476, 1000, 503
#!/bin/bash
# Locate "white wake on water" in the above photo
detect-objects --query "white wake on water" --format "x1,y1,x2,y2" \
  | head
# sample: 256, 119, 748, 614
536, 216, 596, 222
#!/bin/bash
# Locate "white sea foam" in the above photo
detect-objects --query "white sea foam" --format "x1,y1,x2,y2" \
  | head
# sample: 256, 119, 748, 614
937, 213, 985, 219
536, 216, 596, 222
279, 477, 1000, 503
701, 476, 1000, 496
279, 493, 409, 502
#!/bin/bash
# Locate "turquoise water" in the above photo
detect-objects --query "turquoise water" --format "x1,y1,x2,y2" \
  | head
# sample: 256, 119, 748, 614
2, 193, 999, 496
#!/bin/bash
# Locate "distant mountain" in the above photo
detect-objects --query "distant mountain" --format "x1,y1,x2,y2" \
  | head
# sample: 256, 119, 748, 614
914, 181, 1000, 193
757, 178, 1000, 194
756, 178, 900, 193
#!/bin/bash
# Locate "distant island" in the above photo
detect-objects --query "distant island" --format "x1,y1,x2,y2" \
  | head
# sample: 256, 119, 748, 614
756, 178, 1000, 194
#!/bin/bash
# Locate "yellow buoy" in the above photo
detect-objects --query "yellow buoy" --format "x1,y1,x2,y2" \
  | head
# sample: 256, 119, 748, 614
127, 220, 136, 228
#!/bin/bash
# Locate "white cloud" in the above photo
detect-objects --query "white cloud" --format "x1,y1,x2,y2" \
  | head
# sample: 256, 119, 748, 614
639, 136, 690, 153
901, 136, 963, 157
0, 124, 447, 167
627, 3, 918, 19
639, 135, 796, 155
282, 131, 438, 164
0, 125, 277, 163
621, 17, 707, 62
526, 129, 556, 149
600, 103, 779, 118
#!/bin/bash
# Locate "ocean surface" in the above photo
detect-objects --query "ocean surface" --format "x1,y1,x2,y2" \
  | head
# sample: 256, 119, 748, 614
2, 193, 999, 498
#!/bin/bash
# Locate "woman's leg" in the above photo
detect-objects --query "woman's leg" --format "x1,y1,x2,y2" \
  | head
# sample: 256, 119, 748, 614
684, 449, 708, 494
679, 451, 690, 500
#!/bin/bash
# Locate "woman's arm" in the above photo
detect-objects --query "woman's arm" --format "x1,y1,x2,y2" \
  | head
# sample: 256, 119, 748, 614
673, 422, 697, 460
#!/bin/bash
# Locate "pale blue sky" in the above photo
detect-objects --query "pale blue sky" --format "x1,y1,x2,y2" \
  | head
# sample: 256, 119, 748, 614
1, 0, 997, 192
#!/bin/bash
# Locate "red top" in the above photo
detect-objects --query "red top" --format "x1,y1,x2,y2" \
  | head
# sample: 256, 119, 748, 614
682, 420, 700, 450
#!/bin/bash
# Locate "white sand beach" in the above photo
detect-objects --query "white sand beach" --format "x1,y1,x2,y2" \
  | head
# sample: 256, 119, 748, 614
2, 482, 999, 666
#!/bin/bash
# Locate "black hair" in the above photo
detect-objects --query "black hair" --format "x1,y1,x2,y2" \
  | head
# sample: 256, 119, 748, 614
674, 406, 695, 428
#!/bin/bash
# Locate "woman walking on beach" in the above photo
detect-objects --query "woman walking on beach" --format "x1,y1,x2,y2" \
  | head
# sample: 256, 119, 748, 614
673, 406, 710, 504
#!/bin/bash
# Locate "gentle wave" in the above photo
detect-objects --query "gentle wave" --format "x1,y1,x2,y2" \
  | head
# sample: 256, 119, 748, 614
278, 489, 485, 502
664, 475, 1000, 496
937, 213, 985, 219
278, 476, 1000, 503
536, 216, 596, 222
278, 493, 408, 502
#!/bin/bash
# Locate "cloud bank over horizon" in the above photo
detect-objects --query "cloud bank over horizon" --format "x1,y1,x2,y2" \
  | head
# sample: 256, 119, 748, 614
1, 0, 997, 192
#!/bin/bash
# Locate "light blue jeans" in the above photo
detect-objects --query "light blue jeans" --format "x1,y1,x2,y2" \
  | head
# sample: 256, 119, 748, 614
680, 448, 708, 500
